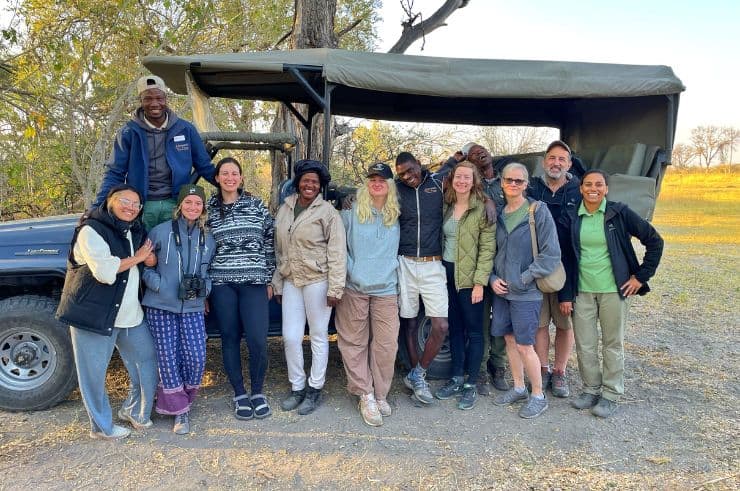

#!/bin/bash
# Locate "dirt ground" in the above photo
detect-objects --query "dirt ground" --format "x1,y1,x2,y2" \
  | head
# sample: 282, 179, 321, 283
0, 239, 738, 490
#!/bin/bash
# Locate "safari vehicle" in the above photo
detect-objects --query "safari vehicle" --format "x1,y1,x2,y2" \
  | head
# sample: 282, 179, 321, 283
0, 48, 684, 410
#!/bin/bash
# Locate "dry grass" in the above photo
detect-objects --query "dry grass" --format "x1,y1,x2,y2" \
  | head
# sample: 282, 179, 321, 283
654, 166, 740, 246
1, 168, 739, 490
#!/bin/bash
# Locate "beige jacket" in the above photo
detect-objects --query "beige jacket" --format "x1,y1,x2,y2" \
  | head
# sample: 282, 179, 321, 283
272, 194, 346, 298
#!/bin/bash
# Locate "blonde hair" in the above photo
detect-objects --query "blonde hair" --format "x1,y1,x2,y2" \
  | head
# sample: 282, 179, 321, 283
173, 201, 208, 229
355, 178, 400, 227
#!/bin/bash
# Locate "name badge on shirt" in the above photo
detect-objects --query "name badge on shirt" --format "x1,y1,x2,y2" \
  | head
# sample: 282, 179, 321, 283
173, 135, 186, 142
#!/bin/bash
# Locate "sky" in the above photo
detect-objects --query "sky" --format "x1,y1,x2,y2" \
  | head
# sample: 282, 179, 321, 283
376, 0, 740, 144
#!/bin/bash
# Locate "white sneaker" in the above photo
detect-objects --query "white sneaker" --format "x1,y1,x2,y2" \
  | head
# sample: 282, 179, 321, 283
359, 393, 383, 427
90, 424, 131, 440
376, 398, 392, 417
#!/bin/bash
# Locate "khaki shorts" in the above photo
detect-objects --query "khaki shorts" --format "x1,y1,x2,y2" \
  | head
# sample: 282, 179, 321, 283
397, 256, 448, 319
539, 291, 573, 330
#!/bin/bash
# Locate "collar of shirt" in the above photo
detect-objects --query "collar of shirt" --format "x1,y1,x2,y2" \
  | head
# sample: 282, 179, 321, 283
578, 198, 607, 216
143, 113, 169, 130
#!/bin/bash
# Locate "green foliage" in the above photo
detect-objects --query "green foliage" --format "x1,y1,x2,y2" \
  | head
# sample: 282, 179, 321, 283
0, 0, 379, 219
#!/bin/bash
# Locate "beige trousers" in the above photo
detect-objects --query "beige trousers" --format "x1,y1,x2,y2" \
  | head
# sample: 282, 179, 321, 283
335, 288, 400, 400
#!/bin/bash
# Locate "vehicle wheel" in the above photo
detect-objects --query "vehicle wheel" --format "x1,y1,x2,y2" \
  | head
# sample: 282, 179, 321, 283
396, 305, 452, 380
0, 296, 77, 411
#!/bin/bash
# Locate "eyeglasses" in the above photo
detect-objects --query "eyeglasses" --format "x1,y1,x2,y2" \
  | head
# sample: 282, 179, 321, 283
116, 197, 143, 210
503, 177, 527, 186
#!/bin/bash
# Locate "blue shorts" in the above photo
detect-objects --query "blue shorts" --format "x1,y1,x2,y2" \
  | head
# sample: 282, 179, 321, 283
491, 296, 542, 346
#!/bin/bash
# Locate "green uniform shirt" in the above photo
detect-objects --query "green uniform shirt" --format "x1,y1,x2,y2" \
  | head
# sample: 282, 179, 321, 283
578, 199, 617, 293
503, 201, 528, 233
443, 216, 458, 263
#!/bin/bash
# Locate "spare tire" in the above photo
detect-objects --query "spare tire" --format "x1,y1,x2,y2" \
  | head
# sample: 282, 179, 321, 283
0, 296, 77, 411
395, 305, 452, 380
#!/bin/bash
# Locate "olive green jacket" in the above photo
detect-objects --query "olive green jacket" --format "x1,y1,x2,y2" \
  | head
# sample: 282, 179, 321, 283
443, 195, 496, 290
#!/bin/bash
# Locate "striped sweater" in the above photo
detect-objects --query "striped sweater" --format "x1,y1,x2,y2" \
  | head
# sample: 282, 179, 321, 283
206, 191, 276, 285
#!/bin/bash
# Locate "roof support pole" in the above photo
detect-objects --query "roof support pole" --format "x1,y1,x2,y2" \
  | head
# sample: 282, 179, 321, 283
283, 102, 311, 129
286, 67, 327, 109
322, 83, 335, 168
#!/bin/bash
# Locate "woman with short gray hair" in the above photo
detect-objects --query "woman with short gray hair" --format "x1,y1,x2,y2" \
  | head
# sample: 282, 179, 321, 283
490, 163, 561, 419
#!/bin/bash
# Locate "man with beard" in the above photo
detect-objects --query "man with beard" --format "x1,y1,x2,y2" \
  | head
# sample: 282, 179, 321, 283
527, 140, 581, 398
93, 75, 216, 230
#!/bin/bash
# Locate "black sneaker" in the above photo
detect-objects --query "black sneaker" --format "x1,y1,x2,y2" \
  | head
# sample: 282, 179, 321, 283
435, 376, 464, 400
458, 384, 478, 410
297, 386, 322, 415
476, 373, 491, 396
280, 388, 306, 411
571, 392, 600, 409
488, 363, 509, 391
591, 397, 618, 418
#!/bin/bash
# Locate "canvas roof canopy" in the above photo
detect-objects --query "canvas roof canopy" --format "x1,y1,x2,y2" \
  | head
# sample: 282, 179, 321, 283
142, 48, 684, 154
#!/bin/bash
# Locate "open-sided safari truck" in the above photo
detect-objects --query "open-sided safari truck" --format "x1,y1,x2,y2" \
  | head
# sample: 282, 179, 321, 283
144, 48, 684, 220
143, 48, 684, 377
0, 49, 684, 411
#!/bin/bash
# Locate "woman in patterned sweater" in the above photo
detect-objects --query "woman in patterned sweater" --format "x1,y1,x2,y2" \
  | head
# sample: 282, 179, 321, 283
207, 157, 276, 420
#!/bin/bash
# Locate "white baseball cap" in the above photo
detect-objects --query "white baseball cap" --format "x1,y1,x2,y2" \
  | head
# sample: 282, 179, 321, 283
136, 75, 167, 95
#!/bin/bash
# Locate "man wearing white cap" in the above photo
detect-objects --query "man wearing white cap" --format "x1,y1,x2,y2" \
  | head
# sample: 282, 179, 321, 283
93, 75, 216, 230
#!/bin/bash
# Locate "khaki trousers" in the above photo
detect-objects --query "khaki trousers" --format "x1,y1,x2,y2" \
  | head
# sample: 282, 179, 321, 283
335, 288, 399, 400
572, 292, 630, 401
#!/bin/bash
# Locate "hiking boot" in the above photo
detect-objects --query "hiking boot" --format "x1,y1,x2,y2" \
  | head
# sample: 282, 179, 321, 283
173, 411, 190, 435
551, 370, 570, 398
404, 368, 434, 404
435, 376, 464, 400
489, 364, 509, 391
358, 393, 383, 427
376, 399, 392, 417
117, 407, 153, 430
519, 395, 549, 419
493, 387, 529, 406
90, 424, 131, 441
281, 388, 306, 411
570, 392, 600, 410
297, 386, 322, 415
541, 367, 552, 391
591, 397, 618, 418
476, 373, 491, 396
458, 384, 478, 410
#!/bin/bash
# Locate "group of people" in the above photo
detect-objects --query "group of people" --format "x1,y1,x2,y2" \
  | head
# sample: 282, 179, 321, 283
56, 75, 664, 440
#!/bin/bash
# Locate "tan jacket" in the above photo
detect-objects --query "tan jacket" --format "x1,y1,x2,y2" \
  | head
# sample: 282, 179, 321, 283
272, 194, 346, 299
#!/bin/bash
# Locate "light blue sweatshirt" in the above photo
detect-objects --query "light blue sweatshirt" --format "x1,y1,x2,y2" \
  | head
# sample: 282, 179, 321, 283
341, 204, 400, 296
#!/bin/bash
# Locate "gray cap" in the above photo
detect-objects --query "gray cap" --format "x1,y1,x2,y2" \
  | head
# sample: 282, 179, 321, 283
137, 75, 167, 95
461, 142, 478, 157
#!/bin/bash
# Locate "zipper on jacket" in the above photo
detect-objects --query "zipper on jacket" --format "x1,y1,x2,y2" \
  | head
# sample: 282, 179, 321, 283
415, 186, 421, 257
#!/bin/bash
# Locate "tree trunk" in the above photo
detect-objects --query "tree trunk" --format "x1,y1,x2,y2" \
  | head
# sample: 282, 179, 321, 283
269, 0, 338, 212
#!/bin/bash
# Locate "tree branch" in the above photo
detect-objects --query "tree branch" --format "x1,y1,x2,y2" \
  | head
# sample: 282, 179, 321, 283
388, 0, 469, 54
336, 15, 366, 39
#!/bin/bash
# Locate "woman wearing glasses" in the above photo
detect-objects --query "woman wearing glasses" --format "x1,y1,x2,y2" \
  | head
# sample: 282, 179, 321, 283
490, 163, 561, 419
57, 184, 158, 440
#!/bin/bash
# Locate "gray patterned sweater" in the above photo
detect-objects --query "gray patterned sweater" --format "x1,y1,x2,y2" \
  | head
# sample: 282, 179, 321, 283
206, 191, 276, 285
